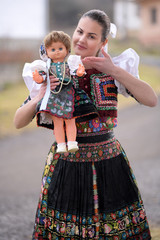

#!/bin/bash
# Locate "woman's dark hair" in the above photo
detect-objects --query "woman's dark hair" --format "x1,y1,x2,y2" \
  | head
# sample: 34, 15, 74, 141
82, 9, 110, 42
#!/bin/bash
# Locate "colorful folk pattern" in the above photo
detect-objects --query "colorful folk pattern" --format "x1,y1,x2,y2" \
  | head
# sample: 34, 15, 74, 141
46, 84, 75, 119
32, 71, 150, 239
90, 74, 118, 111
76, 117, 117, 134
32, 141, 151, 239
74, 88, 94, 108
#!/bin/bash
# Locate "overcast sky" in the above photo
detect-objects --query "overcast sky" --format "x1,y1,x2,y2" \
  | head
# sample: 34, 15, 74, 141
0, 0, 47, 38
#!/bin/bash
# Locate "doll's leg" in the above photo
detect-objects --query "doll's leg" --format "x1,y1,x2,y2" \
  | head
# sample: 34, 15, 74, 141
52, 116, 67, 153
52, 116, 65, 143
65, 118, 79, 152
65, 118, 77, 141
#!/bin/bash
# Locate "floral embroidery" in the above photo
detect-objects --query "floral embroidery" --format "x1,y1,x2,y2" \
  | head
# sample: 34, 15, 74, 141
77, 116, 117, 134
32, 145, 151, 240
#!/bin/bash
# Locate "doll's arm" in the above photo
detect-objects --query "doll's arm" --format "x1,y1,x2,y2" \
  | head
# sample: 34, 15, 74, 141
76, 64, 85, 77
67, 55, 86, 76
32, 69, 46, 84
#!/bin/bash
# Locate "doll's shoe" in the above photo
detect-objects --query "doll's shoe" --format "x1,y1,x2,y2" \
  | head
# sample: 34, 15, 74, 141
56, 143, 67, 153
67, 141, 79, 153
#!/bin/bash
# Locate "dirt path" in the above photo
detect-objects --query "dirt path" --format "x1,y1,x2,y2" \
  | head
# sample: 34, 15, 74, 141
0, 98, 159, 239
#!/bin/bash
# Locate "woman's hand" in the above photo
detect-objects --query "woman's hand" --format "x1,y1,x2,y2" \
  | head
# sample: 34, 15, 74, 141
82, 47, 115, 74
36, 76, 60, 101
14, 76, 60, 129
50, 76, 60, 90
83, 47, 157, 107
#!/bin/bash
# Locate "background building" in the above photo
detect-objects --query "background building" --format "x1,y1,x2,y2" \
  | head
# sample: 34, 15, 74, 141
137, 0, 160, 46
114, 0, 141, 39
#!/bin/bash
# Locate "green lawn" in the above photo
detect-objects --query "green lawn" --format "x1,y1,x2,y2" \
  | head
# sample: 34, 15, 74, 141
0, 63, 160, 139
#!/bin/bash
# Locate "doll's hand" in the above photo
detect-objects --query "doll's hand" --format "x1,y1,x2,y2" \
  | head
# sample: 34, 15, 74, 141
76, 64, 85, 77
32, 69, 44, 84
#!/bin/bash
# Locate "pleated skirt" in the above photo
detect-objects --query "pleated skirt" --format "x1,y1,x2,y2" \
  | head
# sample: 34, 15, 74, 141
32, 132, 151, 239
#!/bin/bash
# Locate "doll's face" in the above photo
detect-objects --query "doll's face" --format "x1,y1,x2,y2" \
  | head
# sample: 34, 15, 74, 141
46, 41, 68, 63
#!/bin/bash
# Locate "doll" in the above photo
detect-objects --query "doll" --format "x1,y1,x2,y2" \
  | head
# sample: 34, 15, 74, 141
30, 31, 98, 153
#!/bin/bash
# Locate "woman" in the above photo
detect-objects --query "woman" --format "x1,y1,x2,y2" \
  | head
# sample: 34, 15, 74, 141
14, 9, 157, 240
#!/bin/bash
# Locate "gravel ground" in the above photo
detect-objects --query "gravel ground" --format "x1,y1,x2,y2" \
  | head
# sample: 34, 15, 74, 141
0, 98, 160, 240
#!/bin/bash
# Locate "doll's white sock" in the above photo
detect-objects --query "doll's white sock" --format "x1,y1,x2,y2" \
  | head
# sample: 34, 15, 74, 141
67, 141, 79, 152
67, 141, 77, 145
57, 142, 66, 147
56, 142, 67, 153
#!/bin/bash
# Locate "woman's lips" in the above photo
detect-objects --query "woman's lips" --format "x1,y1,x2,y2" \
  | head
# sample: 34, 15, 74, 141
76, 44, 87, 50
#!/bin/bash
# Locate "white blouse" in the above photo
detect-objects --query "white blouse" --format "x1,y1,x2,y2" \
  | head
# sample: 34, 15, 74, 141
22, 48, 140, 99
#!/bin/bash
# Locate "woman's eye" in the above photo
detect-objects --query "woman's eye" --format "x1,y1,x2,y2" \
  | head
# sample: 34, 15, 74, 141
51, 49, 55, 52
89, 35, 95, 39
77, 30, 83, 35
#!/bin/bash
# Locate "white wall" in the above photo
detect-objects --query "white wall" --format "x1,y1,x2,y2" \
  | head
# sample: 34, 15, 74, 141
114, 0, 141, 38
0, 0, 48, 38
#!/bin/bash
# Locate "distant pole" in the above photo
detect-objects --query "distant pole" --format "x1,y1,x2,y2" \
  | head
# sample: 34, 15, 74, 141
122, 0, 127, 38
44, 0, 50, 34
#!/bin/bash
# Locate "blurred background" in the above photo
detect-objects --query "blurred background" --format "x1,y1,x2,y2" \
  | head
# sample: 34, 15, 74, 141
0, 0, 160, 239
0, 0, 160, 91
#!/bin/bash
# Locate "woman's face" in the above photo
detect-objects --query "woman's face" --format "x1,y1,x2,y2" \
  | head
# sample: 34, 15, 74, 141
72, 16, 105, 59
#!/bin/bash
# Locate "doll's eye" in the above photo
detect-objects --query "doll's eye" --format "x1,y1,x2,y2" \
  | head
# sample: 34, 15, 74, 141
59, 48, 63, 51
51, 49, 55, 52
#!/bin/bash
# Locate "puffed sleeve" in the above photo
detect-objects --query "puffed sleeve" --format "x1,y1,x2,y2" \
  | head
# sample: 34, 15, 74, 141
22, 60, 46, 98
67, 55, 84, 75
112, 48, 140, 97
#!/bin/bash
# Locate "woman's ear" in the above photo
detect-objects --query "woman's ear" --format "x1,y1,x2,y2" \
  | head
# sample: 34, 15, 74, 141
103, 38, 108, 47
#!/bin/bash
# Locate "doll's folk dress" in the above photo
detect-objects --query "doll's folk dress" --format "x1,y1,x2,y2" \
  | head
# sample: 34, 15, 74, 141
36, 62, 98, 129
36, 61, 98, 130
31, 67, 151, 239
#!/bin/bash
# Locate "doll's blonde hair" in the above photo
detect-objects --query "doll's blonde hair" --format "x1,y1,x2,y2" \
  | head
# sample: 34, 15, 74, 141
44, 31, 71, 52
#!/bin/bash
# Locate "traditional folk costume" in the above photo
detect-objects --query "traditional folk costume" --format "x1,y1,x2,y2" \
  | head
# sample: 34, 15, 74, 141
22, 47, 151, 239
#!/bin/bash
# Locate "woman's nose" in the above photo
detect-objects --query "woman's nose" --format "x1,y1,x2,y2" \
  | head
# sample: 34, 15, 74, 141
79, 34, 86, 42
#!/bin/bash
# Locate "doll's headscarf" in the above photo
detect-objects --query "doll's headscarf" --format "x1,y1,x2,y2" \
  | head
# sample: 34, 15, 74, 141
39, 42, 52, 110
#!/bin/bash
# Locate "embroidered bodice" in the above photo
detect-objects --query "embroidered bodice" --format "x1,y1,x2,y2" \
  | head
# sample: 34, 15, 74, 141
50, 61, 71, 83
74, 69, 118, 133
74, 69, 118, 117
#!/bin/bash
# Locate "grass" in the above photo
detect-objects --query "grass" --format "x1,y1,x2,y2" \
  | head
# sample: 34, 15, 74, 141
150, 227, 160, 240
0, 63, 160, 139
0, 82, 36, 138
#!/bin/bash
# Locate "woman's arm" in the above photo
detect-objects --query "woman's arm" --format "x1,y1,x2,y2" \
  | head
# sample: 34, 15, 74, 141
14, 77, 60, 129
83, 48, 158, 107
110, 65, 158, 107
